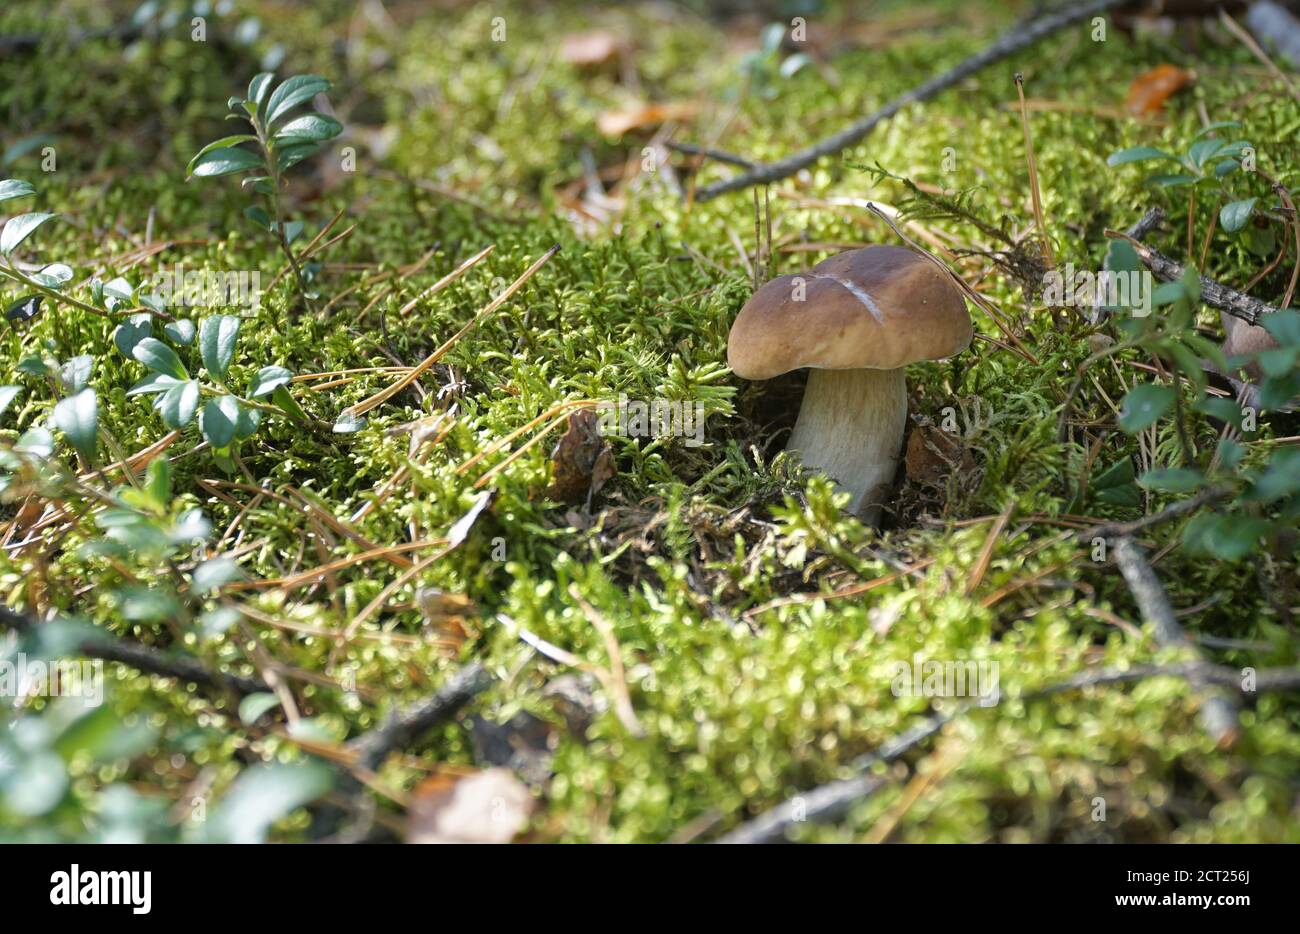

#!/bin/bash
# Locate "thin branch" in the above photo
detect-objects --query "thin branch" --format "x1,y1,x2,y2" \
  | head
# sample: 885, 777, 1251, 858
346, 662, 491, 771
687, 0, 1129, 201
1110, 535, 1240, 748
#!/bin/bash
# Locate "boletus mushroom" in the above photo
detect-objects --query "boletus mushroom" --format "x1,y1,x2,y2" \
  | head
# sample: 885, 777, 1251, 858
728, 245, 972, 522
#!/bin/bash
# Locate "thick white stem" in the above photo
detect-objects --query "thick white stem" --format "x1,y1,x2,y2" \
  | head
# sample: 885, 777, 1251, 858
786, 367, 907, 523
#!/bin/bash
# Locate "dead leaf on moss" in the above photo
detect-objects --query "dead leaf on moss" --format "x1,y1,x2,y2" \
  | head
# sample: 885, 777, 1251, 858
548, 408, 615, 505
596, 102, 698, 137
406, 768, 533, 844
905, 424, 974, 488
1125, 64, 1195, 116
561, 30, 626, 66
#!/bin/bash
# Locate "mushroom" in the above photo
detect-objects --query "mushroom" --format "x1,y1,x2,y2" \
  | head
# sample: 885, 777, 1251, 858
727, 245, 972, 523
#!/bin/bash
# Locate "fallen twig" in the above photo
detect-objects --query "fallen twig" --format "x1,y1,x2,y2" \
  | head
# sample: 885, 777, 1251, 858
683, 0, 1128, 201
1110, 535, 1240, 748
1107, 209, 1284, 326
346, 662, 491, 771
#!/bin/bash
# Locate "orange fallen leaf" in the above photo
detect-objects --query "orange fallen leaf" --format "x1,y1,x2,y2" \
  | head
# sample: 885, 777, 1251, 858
596, 101, 698, 137
1125, 64, 1195, 116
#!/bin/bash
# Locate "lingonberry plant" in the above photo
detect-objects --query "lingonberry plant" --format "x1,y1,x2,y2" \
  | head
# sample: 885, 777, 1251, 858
187, 73, 343, 314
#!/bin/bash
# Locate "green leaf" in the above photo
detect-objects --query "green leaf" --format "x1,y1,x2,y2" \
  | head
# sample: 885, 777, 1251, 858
248, 365, 292, 398
273, 113, 342, 143
265, 75, 331, 128
16, 426, 54, 457
186, 135, 258, 177
164, 318, 196, 345
189, 147, 262, 178
1192, 121, 1241, 140
1258, 346, 1299, 378
1249, 447, 1300, 503
199, 314, 241, 380
1093, 459, 1139, 507
1196, 395, 1244, 427
271, 384, 308, 422
1147, 174, 1197, 188
1218, 438, 1245, 468
193, 556, 243, 593
1107, 147, 1176, 167
1260, 309, 1300, 347
30, 262, 73, 289
199, 395, 242, 447
132, 337, 188, 379
0, 385, 20, 417
1183, 513, 1268, 560
275, 141, 320, 172
196, 761, 333, 844
1105, 239, 1142, 274
1137, 467, 1204, 492
238, 692, 281, 725
145, 457, 172, 508
243, 206, 273, 230
1118, 383, 1175, 433
1219, 197, 1257, 233
0, 212, 58, 254
5, 294, 42, 324
248, 72, 275, 116
333, 409, 364, 433
157, 380, 200, 429
1187, 138, 1227, 169
2, 751, 68, 817
0, 178, 36, 203
127, 373, 181, 396
59, 355, 93, 393
49, 388, 98, 462
1261, 370, 1300, 409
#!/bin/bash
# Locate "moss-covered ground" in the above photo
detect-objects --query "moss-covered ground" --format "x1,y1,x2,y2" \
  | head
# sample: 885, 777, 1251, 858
1, 0, 1298, 842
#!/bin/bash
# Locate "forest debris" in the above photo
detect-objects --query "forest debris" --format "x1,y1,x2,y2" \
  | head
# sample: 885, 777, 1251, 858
560, 30, 626, 66
596, 101, 698, 137
1124, 64, 1195, 116
470, 712, 556, 785
905, 423, 974, 488
347, 663, 491, 771
547, 408, 615, 504
1110, 536, 1241, 749
405, 768, 533, 844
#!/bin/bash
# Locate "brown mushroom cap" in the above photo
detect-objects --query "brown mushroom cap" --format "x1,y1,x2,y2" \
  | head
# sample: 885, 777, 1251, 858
727, 245, 973, 380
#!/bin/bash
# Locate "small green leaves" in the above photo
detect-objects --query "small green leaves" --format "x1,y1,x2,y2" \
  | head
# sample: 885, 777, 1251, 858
1219, 198, 1257, 233
132, 337, 188, 380
199, 395, 257, 448
273, 113, 341, 143
30, 262, 73, 289
185, 136, 257, 177
265, 75, 331, 128
238, 692, 281, 725
1092, 459, 1139, 507
49, 388, 98, 462
1118, 383, 1175, 433
1248, 447, 1300, 503
1261, 309, 1300, 347
5, 294, 42, 324
157, 380, 200, 429
1137, 467, 1204, 493
1183, 513, 1269, 560
199, 314, 241, 380
0, 178, 36, 203
163, 318, 196, 345
0, 212, 58, 254
247, 72, 275, 116
1107, 147, 1175, 167
247, 365, 292, 398
189, 147, 262, 178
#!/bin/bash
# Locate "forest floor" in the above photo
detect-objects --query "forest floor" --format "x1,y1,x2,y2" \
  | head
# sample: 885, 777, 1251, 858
1, 0, 1299, 843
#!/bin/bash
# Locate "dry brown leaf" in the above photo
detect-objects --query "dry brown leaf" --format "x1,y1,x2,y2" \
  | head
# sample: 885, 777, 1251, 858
1125, 64, 1195, 116
406, 768, 533, 844
547, 408, 614, 504
560, 30, 626, 66
596, 101, 698, 137
905, 425, 974, 489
